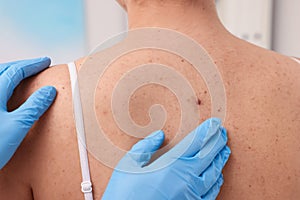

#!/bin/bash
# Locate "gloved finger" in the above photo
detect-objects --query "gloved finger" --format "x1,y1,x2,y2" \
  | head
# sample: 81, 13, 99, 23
152, 118, 221, 167
192, 127, 228, 176
0, 57, 51, 106
198, 146, 230, 196
12, 86, 57, 129
201, 174, 224, 200
0, 135, 23, 170
128, 130, 165, 167
174, 118, 221, 158
2, 57, 51, 77
0, 60, 24, 74
0, 59, 38, 74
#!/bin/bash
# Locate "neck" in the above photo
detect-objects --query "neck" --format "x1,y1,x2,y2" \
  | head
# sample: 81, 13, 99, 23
126, 0, 229, 41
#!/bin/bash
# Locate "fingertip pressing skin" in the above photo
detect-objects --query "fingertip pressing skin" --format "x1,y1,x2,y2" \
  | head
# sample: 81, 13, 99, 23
130, 130, 165, 153
127, 130, 165, 167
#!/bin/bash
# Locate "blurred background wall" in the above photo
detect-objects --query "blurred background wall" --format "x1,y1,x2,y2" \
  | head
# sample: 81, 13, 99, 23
272, 0, 300, 57
0, 0, 299, 65
0, 0, 87, 64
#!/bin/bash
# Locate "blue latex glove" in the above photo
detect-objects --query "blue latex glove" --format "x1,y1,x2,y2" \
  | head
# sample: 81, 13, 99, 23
102, 118, 231, 200
0, 57, 57, 169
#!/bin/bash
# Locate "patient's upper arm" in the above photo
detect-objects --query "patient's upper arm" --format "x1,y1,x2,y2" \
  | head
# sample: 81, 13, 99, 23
0, 64, 80, 199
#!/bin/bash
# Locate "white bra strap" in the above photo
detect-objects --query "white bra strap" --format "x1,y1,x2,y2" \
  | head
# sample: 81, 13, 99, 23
68, 62, 94, 200
291, 57, 300, 64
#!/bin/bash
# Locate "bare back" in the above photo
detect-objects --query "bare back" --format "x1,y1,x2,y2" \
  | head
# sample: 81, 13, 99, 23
1, 35, 300, 199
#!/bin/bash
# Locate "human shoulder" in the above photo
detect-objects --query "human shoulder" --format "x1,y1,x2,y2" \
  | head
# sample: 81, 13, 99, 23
4, 62, 77, 180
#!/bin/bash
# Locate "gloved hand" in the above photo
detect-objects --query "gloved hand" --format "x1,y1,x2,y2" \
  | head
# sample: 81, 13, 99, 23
102, 118, 231, 200
0, 57, 57, 169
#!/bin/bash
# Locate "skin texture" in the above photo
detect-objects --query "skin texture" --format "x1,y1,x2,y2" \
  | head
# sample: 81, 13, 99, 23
1, 0, 300, 199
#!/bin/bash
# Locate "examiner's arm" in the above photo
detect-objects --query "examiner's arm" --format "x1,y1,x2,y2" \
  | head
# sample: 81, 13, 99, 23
103, 118, 230, 200
0, 57, 57, 169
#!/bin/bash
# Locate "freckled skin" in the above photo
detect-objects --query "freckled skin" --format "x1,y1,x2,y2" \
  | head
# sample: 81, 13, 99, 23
0, 38, 299, 200
1, 2, 300, 198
